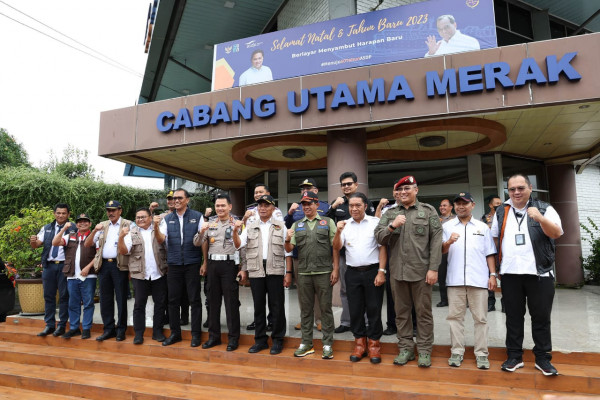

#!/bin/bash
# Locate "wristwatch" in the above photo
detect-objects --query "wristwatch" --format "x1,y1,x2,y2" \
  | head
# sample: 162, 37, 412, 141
388, 224, 395, 230
490, 273, 498, 277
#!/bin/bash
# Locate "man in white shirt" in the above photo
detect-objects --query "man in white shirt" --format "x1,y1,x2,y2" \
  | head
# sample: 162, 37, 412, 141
333, 192, 386, 364
425, 15, 480, 57
491, 174, 563, 376
442, 193, 497, 369
238, 49, 273, 86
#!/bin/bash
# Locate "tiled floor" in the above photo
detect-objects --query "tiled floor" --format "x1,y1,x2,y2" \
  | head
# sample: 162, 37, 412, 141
22, 284, 600, 353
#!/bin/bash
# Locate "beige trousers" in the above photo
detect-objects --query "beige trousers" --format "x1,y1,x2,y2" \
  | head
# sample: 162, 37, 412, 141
447, 286, 489, 356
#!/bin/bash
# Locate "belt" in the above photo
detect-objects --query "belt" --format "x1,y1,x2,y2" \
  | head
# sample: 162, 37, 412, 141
49, 260, 65, 264
102, 258, 116, 263
209, 254, 235, 261
348, 263, 378, 272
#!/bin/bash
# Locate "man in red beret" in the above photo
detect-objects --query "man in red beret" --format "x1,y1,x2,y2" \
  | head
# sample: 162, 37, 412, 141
375, 176, 442, 368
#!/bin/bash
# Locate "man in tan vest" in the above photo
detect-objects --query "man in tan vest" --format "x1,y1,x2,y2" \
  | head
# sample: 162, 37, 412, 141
84, 200, 131, 342
118, 207, 168, 344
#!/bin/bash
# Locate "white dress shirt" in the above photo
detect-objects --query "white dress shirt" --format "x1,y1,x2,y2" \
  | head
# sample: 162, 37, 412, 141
425, 30, 480, 57
239, 65, 273, 86
238, 218, 292, 258
123, 225, 161, 280
339, 215, 381, 267
93, 217, 121, 259
37, 222, 66, 261
158, 209, 203, 242
62, 232, 97, 280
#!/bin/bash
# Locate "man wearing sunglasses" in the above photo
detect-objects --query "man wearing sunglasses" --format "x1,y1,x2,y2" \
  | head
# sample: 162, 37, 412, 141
326, 171, 375, 334
155, 188, 205, 347
85, 201, 131, 342
491, 174, 563, 376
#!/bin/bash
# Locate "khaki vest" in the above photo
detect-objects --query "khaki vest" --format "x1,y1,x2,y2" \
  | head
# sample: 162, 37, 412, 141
93, 219, 131, 272
294, 217, 333, 274
127, 226, 167, 280
243, 219, 286, 278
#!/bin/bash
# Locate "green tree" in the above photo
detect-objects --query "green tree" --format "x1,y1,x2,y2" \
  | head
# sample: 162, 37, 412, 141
40, 144, 99, 180
0, 128, 30, 168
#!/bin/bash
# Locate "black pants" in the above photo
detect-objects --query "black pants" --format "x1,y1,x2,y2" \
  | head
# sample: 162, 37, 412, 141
501, 273, 555, 361
438, 253, 448, 303
345, 266, 384, 340
385, 262, 395, 330
207, 260, 240, 342
132, 276, 168, 336
42, 262, 69, 328
98, 259, 129, 334
167, 263, 202, 337
249, 274, 286, 345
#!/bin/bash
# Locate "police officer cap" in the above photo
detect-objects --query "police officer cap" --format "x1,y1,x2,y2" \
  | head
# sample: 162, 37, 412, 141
300, 191, 319, 203
75, 213, 91, 223
105, 200, 122, 209
257, 195, 275, 205
453, 192, 474, 203
166, 190, 174, 199
298, 178, 317, 188
394, 176, 417, 190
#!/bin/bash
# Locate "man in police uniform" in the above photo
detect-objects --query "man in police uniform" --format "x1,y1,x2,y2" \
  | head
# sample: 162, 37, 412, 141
118, 207, 168, 344
85, 200, 131, 342
30, 203, 77, 337
285, 191, 338, 359
196, 193, 246, 351
155, 188, 204, 347
234, 195, 291, 355
374, 176, 442, 368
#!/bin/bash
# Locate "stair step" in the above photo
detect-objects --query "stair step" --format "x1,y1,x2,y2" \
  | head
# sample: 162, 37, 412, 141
0, 385, 84, 399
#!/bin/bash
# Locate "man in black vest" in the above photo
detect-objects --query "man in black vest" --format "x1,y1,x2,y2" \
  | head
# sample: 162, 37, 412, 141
155, 188, 204, 347
30, 203, 76, 337
491, 174, 563, 376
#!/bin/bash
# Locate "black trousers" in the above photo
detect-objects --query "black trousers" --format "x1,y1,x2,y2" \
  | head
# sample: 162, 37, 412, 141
438, 253, 448, 303
42, 262, 69, 328
385, 262, 395, 330
345, 266, 384, 340
249, 274, 286, 345
207, 260, 240, 342
167, 263, 202, 337
98, 259, 129, 334
501, 273, 555, 361
132, 276, 168, 336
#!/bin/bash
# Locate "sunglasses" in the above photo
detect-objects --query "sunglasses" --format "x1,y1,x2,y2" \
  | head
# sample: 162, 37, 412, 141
341, 182, 355, 187
172, 196, 185, 201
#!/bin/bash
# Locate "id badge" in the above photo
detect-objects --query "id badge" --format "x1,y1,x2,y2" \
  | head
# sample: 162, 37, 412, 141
515, 234, 526, 246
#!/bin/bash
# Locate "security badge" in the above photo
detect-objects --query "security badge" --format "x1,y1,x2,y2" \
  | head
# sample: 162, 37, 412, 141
297, 222, 304, 228
319, 220, 327, 226
515, 234, 526, 246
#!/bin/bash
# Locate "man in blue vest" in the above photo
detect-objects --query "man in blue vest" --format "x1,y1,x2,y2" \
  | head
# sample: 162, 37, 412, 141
156, 188, 204, 347
30, 203, 77, 337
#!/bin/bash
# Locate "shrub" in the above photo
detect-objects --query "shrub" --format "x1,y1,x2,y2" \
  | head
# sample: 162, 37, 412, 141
581, 217, 600, 284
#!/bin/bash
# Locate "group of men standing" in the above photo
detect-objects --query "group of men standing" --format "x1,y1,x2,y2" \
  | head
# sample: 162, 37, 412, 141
31, 172, 563, 375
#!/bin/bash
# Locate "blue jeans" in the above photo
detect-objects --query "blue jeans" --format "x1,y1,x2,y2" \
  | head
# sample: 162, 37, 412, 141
67, 277, 97, 330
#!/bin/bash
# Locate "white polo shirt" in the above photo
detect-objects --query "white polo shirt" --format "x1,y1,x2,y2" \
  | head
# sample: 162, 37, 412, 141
123, 225, 161, 280
491, 199, 563, 276
339, 215, 381, 267
443, 216, 496, 289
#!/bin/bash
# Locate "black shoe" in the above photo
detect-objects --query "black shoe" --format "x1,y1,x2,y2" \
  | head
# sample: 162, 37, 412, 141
248, 342, 269, 353
133, 335, 144, 345
270, 342, 283, 355
116, 332, 126, 342
436, 301, 448, 307
501, 305, 505, 313
180, 317, 189, 326
501, 358, 524, 372
191, 336, 202, 347
246, 321, 256, 330
61, 329, 81, 339
382, 327, 397, 336
152, 332, 166, 342
488, 304, 496, 312
37, 326, 55, 337
226, 339, 239, 352
266, 323, 273, 332
535, 359, 559, 376
202, 338, 221, 349
52, 326, 66, 337
81, 329, 91, 339
334, 325, 350, 334
162, 334, 182, 346
203, 320, 209, 328
96, 331, 116, 341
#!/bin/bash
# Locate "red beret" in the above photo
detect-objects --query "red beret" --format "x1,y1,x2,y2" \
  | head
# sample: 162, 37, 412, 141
394, 176, 417, 190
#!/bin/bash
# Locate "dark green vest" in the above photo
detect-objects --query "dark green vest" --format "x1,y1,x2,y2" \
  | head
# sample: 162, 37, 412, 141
294, 218, 333, 273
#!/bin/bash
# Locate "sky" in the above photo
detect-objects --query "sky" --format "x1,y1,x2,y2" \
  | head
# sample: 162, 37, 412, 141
0, 0, 163, 189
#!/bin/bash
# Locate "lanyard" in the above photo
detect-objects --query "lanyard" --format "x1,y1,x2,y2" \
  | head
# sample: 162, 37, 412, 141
513, 207, 526, 232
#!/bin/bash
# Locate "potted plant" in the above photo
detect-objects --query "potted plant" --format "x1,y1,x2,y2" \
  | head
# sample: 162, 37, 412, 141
0, 205, 54, 314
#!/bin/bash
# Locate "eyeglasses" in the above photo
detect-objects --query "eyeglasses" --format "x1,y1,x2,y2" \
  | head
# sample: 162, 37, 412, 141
135, 216, 148, 220
172, 196, 185, 201
397, 186, 415, 192
341, 182, 355, 187
508, 186, 528, 193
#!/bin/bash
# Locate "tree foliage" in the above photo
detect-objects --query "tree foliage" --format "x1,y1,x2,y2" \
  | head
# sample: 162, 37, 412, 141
0, 128, 30, 168
39, 144, 99, 180
582, 217, 600, 283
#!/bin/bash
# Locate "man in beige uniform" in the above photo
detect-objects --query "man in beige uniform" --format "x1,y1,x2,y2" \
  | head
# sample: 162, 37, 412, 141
374, 176, 442, 368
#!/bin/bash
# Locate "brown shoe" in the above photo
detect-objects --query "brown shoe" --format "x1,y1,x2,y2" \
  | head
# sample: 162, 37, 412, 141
316, 322, 322, 331
350, 337, 367, 362
294, 322, 301, 330
368, 339, 382, 364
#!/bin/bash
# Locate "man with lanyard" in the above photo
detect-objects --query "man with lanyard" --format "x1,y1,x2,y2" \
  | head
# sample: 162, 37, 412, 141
491, 174, 563, 376
333, 192, 386, 364
155, 188, 204, 347
30, 203, 77, 337
85, 200, 131, 341
482, 195, 503, 312
442, 193, 497, 369
197, 193, 245, 351
326, 171, 375, 334
234, 194, 292, 355
436, 198, 456, 308
118, 207, 168, 344
51, 213, 96, 339
374, 176, 442, 368
285, 191, 338, 359
284, 177, 330, 332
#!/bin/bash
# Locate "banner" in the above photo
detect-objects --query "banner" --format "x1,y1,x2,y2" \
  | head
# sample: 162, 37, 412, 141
212, 0, 496, 90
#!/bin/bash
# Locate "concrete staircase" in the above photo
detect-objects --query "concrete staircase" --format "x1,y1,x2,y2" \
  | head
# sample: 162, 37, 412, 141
0, 317, 598, 399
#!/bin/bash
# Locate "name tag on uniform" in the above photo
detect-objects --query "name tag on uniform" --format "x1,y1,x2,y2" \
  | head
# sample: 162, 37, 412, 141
168, 220, 175, 224
515, 234, 526, 246
189, 219, 197, 223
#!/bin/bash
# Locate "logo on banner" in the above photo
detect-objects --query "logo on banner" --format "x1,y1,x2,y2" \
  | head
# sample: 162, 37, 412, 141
466, 0, 479, 8
224, 46, 233, 54
245, 40, 263, 49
